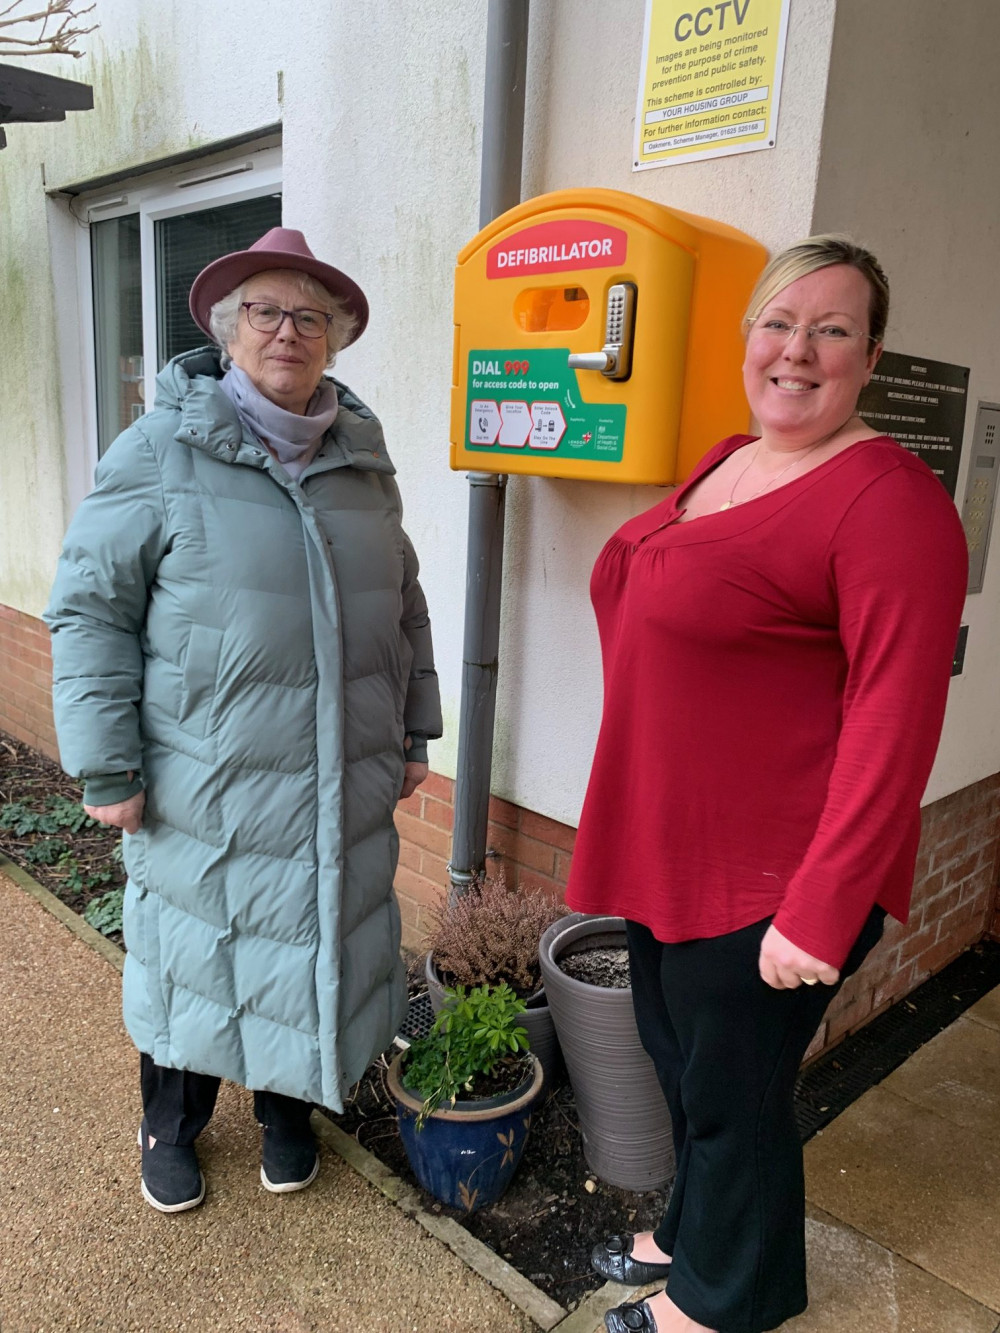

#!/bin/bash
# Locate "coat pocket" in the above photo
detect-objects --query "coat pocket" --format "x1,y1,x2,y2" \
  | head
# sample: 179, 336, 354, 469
178, 624, 223, 739
122, 878, 148, 964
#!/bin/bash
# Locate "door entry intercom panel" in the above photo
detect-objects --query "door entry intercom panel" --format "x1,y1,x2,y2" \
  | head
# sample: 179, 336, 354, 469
449, 188, 766, 485
961, 402, 1000, 593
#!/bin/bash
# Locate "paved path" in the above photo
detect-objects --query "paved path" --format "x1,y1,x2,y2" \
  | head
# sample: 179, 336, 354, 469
0, 868, 534, 1333
3, 861, 999, 1333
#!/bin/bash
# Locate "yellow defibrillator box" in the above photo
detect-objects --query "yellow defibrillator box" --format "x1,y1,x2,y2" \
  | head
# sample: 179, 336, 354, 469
449, 188, 766, 485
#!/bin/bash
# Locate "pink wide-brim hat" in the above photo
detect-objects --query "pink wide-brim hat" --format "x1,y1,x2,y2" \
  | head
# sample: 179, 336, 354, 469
188, 227, 369, 346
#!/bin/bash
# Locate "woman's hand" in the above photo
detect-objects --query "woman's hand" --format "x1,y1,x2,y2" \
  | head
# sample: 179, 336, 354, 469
759, 924, 839, 990
399, 762, 429, 802
84, 790, 145, 835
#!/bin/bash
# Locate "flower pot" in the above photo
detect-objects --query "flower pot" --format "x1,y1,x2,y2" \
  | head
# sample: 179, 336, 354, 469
387, 1050, 544, 1213
539, 913, 674, 1192
424, 952, 564, 1087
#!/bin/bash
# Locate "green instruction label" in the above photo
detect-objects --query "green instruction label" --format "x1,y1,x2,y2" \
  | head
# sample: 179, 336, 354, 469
466, 348, 626, 462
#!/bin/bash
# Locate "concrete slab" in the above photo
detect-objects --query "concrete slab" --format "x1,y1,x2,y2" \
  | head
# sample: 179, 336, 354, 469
564, 1212, 1000, 1333
879, 1014, 1000, 1136
965, 984, 1000, 1034
805, 1084, 1000, 1314
773, 1207, 1000, 1332
552, 1280, 658, 1333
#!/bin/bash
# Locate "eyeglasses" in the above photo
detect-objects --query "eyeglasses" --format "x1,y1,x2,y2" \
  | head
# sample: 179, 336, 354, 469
241, 302, 333, 338
746, 316, 877, 347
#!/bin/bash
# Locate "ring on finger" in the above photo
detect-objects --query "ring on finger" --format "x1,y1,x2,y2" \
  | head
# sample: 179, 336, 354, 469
800, 976, 818, 986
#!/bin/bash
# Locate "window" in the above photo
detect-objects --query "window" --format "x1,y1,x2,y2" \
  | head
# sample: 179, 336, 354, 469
91, 213, 142, 452
79, 146, 281, 457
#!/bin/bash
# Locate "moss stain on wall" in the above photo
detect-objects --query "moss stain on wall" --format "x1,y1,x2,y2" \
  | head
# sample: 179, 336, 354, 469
46, 26, 207, 187
0, 19, 213, 616
0, 132, 67, 613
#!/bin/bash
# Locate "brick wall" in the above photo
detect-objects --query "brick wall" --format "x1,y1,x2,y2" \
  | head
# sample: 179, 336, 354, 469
394, 779, 578, 952
393, 771, 457, 951
808, 772, 1000, 1058
0, 605, 57, 758
397, 765, 1000, 1060
5, 600, 1000, 1037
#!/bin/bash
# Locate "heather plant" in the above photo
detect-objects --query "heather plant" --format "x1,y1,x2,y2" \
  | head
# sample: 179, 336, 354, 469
426, 870, 569, 998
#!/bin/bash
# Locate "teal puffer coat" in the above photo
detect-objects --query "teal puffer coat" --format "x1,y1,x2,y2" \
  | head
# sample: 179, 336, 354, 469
45, 348, 442, 1111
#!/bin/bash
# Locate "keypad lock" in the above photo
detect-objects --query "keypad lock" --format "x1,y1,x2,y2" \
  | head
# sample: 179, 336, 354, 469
568, 282, 637, 381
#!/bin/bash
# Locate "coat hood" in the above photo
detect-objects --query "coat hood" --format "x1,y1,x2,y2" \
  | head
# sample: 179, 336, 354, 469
153, 345, 396, 474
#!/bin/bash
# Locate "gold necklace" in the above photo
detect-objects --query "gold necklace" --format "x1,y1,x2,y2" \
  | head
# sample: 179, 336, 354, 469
719, 442, 825, 511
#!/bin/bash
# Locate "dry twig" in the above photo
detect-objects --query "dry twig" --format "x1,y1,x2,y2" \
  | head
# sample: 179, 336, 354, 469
0, 0, 97, 58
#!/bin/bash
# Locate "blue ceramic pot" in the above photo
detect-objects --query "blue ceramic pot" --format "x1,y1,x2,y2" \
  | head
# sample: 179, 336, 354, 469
387, 1050, 544, 1213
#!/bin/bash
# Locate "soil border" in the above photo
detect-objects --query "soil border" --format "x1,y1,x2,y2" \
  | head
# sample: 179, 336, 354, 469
2, 852, 642, 1333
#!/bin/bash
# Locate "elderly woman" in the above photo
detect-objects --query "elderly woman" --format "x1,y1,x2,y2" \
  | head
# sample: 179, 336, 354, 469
566, 237, 967, 1332
45, 228, 442, 1213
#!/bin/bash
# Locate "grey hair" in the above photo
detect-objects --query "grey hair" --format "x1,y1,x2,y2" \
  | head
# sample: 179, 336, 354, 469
208, 270, 358, 370
743, 234, 890, 344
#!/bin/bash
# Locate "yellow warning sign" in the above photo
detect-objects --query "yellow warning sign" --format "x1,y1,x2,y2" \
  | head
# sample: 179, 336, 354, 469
633, 0, 791, 171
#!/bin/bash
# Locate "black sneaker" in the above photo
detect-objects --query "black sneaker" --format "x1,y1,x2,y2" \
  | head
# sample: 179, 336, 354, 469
260, 1126, 319, 1193
137, 1120, 206, 1213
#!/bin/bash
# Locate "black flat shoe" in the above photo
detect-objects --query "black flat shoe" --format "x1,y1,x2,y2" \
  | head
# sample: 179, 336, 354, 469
260, 1126, 319, 1193
137, 1121, 205, 1213
592, 1233, 672, 1284
605, 1299, 658, 1333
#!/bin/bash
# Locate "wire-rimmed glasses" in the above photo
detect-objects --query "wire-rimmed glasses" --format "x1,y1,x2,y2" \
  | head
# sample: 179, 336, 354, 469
745, 316, 877, 347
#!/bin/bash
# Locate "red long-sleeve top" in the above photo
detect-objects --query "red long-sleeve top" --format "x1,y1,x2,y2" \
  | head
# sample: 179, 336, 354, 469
565, 435, 968, 968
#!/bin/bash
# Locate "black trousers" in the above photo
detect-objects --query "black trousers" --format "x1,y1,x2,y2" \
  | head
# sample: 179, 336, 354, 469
139, 1053, 314, 1147
626, 908, 885, 1333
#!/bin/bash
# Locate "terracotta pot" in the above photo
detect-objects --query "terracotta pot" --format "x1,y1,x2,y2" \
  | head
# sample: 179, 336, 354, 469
539, 912, 674, 1192
387, 1050, 543, 1213
424, 952, 564, 1086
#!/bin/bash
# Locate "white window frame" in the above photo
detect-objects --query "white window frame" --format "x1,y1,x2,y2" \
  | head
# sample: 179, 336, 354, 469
73, 145, 282, 492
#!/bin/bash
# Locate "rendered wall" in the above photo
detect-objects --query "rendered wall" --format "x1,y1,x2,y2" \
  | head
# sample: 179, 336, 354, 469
0, 0, 488, 792
812, 0, 1000, 806
4, 0, 993, 836
490, 0, 839, 823
1, 2, 287, 615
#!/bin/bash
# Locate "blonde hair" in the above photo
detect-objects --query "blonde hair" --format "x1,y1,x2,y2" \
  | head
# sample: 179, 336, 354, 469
209, 270, 358, 370
744, 235, 890, 343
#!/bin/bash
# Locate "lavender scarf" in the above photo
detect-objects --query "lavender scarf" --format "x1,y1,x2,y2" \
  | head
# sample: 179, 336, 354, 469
219, 365, 339, 479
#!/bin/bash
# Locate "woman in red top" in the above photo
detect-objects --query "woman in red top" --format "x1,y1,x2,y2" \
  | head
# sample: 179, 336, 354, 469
569, 237, 968, 1333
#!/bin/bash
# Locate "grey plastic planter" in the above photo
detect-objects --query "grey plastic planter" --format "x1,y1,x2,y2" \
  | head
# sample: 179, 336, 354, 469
424, 952, 564, 1087
538, 913, 674, 1192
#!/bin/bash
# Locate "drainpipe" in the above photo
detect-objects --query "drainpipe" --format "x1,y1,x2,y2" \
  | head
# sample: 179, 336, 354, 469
448, 0, 529, 898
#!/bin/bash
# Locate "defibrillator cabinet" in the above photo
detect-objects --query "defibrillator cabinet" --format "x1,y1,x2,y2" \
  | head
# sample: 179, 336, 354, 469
449, 188, 766, 485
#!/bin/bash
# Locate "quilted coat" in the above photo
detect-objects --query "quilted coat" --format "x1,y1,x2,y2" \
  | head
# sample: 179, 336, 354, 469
45, 347, 442, 1111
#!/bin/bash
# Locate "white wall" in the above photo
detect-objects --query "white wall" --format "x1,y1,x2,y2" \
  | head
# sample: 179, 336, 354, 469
12, 0, 985, 826
0, 0, 489, 772
812, 0, 1000, 804
0, 0, 294, 614
492, 0, 838, 822
280, 4, 489, 768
